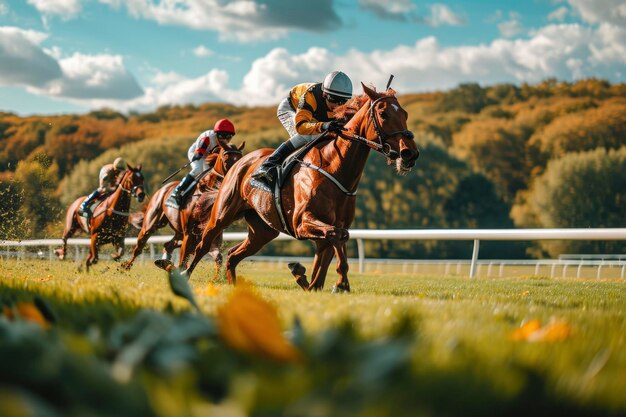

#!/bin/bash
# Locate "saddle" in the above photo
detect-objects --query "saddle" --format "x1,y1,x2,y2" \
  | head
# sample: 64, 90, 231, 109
165, 168, 213, 210
250, 133, 334, 236
82, 193, 110, 217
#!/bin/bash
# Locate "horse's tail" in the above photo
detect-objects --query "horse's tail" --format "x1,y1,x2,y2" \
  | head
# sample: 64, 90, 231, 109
128, 211, 144, 230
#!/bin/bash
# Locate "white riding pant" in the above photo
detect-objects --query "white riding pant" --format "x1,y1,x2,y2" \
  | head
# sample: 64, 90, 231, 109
187, 145, 209, 178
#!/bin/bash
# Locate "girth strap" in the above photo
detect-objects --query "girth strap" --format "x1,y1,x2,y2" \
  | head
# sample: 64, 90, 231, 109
297, 159, 357, 196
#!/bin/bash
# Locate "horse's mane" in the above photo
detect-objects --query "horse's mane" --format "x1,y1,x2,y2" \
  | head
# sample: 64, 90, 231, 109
205, 152, 219, 165
332, 88, 397, 122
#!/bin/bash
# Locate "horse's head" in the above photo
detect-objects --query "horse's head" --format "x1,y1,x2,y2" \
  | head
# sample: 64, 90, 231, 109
359, 83, 419, 175
215, 140, 245, 174
120, 163, 146, 203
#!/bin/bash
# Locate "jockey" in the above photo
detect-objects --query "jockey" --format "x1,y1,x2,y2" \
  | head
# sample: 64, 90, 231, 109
80, 157, 125, 218
166, 118, 236, 208
252, 70, 352, 184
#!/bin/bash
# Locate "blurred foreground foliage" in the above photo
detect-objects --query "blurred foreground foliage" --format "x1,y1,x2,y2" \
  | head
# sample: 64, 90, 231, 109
0, 287, 619, 417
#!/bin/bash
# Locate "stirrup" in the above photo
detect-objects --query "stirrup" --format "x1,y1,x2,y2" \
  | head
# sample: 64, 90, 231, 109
80, 206, 92, 218
165, 194, 181, 209
252, 165, 276, 183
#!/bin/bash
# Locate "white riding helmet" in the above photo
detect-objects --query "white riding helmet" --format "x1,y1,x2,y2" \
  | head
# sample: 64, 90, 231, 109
113, 157, 125, 170
322, 71, 353, 100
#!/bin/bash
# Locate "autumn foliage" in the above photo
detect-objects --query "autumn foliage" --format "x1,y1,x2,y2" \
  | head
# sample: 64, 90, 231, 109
1, 78, 625, 258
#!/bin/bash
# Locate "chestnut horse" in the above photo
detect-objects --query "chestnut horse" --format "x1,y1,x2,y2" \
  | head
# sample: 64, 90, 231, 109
56, 164, 146, 270
174, 83, 418, 291
122, 141, 245, 275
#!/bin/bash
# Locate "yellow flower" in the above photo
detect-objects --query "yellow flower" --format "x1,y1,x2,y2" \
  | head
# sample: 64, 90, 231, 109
510, 318, 572, 342
194, 282, 220, 297
2, 302, 50, 330
217, 282, 300, 363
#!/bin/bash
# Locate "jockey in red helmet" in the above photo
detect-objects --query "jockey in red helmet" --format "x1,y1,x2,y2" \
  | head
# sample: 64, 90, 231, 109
166, 118, 236, 208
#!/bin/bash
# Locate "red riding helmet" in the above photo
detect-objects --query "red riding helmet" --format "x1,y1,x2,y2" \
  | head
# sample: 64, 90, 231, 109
214, 118, 236, 134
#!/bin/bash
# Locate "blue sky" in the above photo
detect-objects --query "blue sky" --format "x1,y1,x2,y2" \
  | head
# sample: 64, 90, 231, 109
0, 0, 624, 115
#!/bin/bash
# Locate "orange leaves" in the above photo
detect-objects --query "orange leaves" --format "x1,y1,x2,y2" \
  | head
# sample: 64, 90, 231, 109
2, 302, 51, 330
510, 318, 572, 342
217, 281, 300, 363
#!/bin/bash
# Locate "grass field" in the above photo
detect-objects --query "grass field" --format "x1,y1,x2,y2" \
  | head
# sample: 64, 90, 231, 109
1, 258, 625, 417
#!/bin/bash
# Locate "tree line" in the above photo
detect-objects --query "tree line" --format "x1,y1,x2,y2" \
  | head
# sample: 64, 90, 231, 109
1, 78, 625, 259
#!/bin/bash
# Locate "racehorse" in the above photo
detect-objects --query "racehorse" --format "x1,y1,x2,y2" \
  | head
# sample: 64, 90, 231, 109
121, 141, 245, 275
173, 83, 419, 292
56, 164, 146, 270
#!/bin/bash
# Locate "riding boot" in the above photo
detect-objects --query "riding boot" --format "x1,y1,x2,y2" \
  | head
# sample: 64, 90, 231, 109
252, 141, 296, 183
167, 174, 196, 208
80, 190, 101, 218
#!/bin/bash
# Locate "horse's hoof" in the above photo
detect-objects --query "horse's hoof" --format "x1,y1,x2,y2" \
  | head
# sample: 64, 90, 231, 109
287, 262, 306, 276
54, 249, 64, 260
331, 283, 351, 294
120, 261, 132, 270
154, 259, 174, 271
295, 275, 310, 291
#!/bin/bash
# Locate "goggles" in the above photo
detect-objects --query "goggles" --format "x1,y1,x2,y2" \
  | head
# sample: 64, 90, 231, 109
325, 94, 349, 105
216, 132, 234, 140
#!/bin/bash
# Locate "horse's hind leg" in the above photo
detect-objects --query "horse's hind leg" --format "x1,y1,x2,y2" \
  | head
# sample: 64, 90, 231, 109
208, 234, 224, 281
56, 221, 79, 260
111, 236, 125, 261
331, 241, 351, 293
123, 216, 159, 269
308, 240, 335, 291
225, 212, 278, 285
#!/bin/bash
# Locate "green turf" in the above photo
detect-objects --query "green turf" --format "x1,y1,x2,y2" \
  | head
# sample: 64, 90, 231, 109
1, 258, 625, 416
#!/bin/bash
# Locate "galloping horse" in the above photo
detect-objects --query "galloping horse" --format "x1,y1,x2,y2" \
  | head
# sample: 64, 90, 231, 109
174, 83, 418, 291
56, 164, 146, 270
122, 141, 245, 275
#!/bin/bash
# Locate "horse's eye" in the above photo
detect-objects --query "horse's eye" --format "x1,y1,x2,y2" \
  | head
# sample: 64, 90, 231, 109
380, 111, 388, 121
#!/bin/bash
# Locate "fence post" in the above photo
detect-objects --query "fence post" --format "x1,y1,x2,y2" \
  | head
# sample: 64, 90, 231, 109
357, 238, 364, 274
469, 239, 480, 279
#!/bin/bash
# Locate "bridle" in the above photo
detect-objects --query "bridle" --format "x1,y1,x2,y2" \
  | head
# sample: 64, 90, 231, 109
338, 95, 414, 159
119, 170, 144, 199
213, 147, 243, 177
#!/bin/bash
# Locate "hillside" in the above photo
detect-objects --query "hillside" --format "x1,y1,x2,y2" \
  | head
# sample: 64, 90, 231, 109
1, 78, 625, 259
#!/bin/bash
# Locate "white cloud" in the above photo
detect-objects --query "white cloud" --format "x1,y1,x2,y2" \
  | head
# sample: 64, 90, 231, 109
105, 21, 622, 113
0, 2, 8, 15
568, 0, 626, 25
193, 45, 213, 57
498, 12, 524, 37
27, 0, 81, 19
358, 0, 416, 21
0, 26, 62, 87
29, 53, 144, 100
548, 6, 570, 21
425, 4, 465, 26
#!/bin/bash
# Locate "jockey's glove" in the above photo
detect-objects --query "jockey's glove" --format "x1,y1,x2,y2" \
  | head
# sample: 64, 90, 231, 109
322, 120, 344, 133
192, 153, 203, 161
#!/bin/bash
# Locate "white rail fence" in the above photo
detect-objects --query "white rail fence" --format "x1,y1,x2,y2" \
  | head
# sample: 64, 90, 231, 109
1, 228, 625, 279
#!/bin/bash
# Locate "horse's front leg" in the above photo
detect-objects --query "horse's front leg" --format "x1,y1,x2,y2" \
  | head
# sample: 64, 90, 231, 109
111, 236, 125, 261
86, 233, 99, 271
296, 217, 350, 291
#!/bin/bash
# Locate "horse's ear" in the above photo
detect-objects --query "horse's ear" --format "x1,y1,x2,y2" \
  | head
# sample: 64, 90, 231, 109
238, 141, 246, 151
136, 164, 142, 171
126, 163, 131, 170
361, 82, 381, 100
